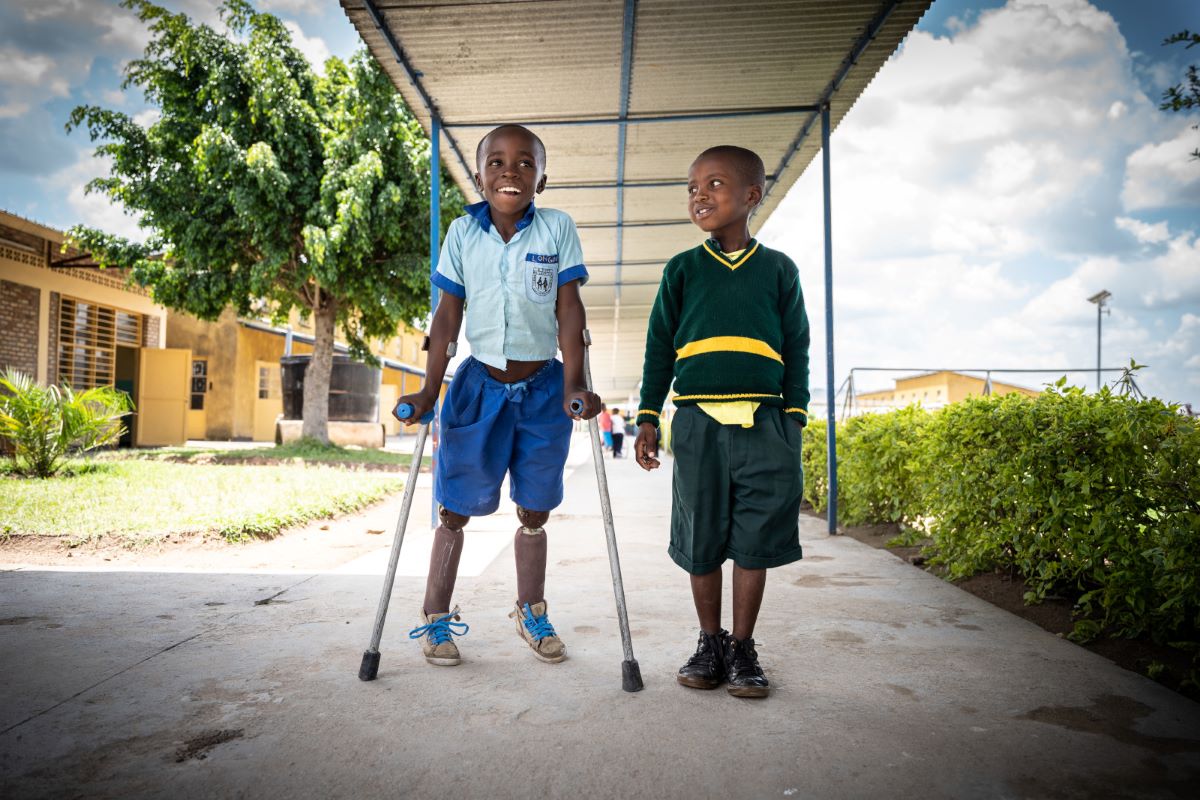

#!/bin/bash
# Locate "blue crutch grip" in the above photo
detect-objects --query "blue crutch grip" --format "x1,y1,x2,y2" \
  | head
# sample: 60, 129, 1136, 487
393, 402, 435, 424
570, 398, 585, 416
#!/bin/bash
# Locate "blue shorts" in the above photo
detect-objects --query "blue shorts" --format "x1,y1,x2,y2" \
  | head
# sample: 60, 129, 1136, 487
435, 357, 573, 517
603, 431, 613, 448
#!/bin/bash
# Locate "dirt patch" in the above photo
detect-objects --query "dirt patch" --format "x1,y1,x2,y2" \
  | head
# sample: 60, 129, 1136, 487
807, 510, 1200, 702
174, 729, 244, 762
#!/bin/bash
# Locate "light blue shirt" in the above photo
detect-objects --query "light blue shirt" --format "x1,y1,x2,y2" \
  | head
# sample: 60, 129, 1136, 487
432, 201, 588, 370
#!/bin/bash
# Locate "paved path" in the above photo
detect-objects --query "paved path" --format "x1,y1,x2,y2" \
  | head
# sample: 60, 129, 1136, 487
2, 440, 1198, 799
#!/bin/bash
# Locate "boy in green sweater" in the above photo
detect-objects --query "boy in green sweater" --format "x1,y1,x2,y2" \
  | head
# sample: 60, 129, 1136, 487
633, 145, 810, 698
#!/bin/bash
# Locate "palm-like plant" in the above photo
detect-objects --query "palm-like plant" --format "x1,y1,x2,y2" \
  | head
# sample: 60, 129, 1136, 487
0, 369, 132, 478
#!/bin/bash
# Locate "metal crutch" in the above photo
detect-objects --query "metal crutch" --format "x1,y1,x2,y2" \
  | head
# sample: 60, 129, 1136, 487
358, 401, 434, 681
570, 328, 644, 692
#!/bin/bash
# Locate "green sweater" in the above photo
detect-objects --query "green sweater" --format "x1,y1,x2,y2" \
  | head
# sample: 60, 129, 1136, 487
636, 238, 810, 428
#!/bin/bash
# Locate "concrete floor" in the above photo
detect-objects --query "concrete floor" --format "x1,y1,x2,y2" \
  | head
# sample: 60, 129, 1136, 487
2, 441, 1199, 799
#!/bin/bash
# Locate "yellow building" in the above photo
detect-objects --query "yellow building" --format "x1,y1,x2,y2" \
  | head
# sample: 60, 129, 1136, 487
1, 208, 433, 446
168, 308, 430, 442
0, 209, 188, 446
855, 370, 1040, 412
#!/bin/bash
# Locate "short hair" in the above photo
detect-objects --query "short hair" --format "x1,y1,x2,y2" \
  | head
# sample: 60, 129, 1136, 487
694, 145, 766, 189
475, 124, 547, 171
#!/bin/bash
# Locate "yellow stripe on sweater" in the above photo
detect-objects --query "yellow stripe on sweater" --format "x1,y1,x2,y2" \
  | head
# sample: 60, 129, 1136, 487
676, 336, 782, 363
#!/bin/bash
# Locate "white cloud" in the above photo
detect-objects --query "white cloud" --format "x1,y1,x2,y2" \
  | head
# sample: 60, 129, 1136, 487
259, 0, 323, 13
283, 21, 331, 74
759, 0, 1200, 406
1115, 216, 1170, 244
42, 150, 146, 243
1121, 125, 1200, 210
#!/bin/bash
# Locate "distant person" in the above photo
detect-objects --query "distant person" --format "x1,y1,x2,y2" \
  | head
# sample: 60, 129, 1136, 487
598, 403, 613, 451
633, 145, 810, 698
396, 124, 600, 668
610, 408, 626, 458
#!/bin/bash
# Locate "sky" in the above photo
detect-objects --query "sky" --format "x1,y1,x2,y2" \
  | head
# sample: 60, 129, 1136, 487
1, 0, 1197, 407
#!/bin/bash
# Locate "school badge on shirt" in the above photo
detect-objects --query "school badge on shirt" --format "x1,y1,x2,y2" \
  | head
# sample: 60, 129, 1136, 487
525, 252, 558, 302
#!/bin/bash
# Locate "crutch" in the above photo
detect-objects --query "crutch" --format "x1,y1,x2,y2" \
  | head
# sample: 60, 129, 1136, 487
570, 328, 644, 692
357, 401, 434, 681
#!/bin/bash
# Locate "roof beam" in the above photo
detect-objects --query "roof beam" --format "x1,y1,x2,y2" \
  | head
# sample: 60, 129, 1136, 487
577, 220, 690, 229
758, 0, 904, 215
610, 0, 638, 376
445, 106, 818, 129
361, 0, 481, 199
547, 175, 777, 190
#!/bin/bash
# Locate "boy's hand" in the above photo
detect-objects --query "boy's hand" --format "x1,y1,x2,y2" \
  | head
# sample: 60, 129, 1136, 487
393, 390, 437, 426
564, 388, 600, 420
635, 422, 660, 471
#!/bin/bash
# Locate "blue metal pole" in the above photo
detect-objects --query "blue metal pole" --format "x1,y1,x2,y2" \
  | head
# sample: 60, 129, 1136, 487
430, 117, 441, 529
821, 103, 837, 536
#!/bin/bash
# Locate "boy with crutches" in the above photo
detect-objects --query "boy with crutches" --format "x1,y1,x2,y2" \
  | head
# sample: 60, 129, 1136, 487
397, 124, 599, 666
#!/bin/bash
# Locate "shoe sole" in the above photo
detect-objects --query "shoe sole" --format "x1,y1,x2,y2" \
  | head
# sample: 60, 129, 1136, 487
528, 647, 567, 664
727, 684, 770, 698
424, 655, 461, 666
677, 674, 722, 690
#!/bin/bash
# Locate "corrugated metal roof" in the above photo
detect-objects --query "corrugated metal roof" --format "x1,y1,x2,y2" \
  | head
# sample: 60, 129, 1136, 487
340, 0, 932, 396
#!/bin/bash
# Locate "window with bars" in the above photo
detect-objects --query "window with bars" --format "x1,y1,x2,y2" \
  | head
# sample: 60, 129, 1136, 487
191, 359, 207, 410
58, 296, 141, 390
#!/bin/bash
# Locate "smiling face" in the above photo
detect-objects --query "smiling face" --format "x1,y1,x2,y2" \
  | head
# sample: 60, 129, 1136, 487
687, 151, 764, 247
473, 125, 547, 217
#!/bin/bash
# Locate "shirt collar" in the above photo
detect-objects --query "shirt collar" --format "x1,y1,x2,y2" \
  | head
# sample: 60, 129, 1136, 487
465, 200, 537, 234
706, 237, 756, 256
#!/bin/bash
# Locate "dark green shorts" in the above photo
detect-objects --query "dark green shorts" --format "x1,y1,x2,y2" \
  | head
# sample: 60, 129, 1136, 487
669, 405, 804, 574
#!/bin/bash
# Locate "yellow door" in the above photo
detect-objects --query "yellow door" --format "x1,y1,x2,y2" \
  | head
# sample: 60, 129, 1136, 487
252, 360, 283, 442
136, 347, 190, 446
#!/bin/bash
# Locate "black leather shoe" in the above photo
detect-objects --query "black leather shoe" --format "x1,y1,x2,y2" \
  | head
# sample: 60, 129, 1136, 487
726, 636, 770, 697
677, 629, 728, 689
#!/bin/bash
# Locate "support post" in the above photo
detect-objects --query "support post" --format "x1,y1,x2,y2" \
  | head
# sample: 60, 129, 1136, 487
821, 103, 837, 535
430, 117, 442, 529
1096, 302, 1102, 391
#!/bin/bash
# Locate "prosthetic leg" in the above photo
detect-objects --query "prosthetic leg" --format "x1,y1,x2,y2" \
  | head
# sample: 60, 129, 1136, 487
572, 328, 644, 692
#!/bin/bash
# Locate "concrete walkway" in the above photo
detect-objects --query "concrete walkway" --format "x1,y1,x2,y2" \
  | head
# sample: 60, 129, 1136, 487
2, 441, 1198, 799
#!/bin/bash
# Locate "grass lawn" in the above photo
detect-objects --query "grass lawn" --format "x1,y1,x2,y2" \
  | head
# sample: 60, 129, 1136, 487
1, 459, 403, 545
98, 440, 428, 470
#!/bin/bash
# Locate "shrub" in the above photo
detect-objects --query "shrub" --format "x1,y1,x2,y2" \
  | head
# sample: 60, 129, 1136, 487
802, 418, 839, 513
817, 382, 1199, 653
840, 405, 931, 526
0, 369, 132, 478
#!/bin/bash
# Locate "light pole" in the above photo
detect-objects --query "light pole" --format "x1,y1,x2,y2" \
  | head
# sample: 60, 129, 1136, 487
1087, 290, 1111, 391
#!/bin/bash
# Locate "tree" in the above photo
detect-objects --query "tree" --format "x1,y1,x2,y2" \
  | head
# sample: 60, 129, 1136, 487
67, 0, 464, 442
1161, 29, 1200, 160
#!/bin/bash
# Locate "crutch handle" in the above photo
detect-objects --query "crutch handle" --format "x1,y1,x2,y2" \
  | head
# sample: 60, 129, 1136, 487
569, 398, 586, 415
393, 402, 435, 424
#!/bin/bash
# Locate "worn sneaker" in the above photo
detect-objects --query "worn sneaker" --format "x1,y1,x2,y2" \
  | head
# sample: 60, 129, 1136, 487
509, 601, 567, 663
725, 636, 770, 697
677, 629, 728, 690
409, 607, 469, 666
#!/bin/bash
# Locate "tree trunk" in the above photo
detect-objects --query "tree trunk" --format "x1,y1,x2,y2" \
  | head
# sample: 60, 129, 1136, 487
301, 299, 337, 444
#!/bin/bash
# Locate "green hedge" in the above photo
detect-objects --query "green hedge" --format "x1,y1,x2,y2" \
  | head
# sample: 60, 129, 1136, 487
802, 383, 1200, 653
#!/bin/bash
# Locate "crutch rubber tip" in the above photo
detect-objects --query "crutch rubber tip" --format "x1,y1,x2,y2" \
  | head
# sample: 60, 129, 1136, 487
569, 398, 585, 415
359, 650, 381, 681
621, 659, 644, 692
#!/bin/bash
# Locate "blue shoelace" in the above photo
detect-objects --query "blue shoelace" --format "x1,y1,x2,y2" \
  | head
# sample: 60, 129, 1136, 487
520, 603, 557, 641
409, 611, 469, 646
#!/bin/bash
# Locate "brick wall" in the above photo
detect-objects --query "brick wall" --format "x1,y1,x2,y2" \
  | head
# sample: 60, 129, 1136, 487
143, 314, 161, 348
0, 279, 40, 377
47, 292, 59, 385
